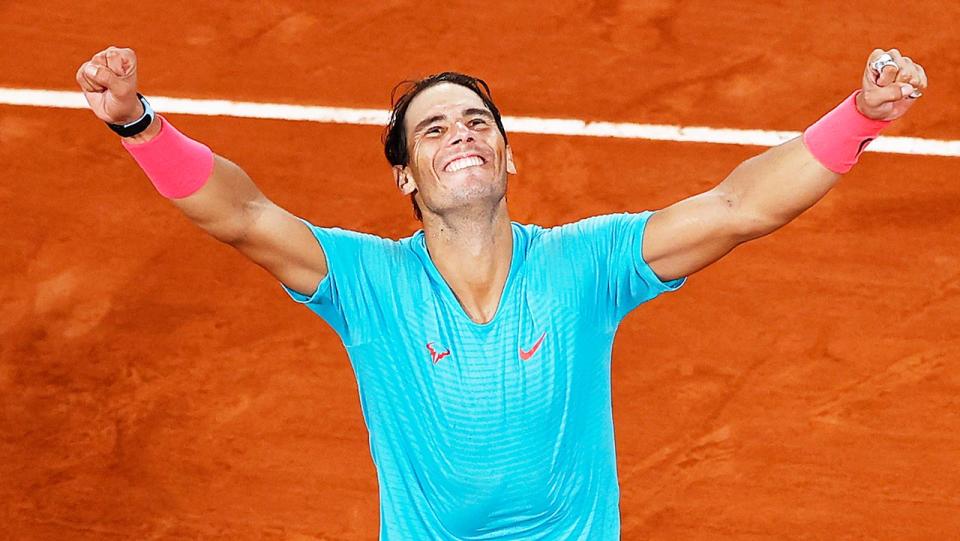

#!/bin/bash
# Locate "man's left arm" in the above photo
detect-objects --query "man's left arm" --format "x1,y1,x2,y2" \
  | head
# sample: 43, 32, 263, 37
642, 48, 928, 282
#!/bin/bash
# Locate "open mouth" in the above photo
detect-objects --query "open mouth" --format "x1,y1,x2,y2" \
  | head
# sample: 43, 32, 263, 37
444, 155, 487, 172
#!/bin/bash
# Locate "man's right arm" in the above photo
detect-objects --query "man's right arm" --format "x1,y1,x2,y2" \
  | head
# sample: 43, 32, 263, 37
77, 46, 327, 296
168, 153, 329, 297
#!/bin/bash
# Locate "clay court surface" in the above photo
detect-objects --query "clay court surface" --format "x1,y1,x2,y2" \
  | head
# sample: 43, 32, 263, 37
2, 1, 959, 539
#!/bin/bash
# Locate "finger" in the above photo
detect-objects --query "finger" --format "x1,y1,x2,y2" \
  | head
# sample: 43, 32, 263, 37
865, 48, 885, 84
867, 48, 887, 63
78, 62, 107, 92
906, 63, 927, 99
117, 47, 136, 77
104, 48, 126, 77
877, 49, 903, 87
76, 63, 101, 92
877, 64, 899, 86
915, 63, 928, 90
103, 46, 137, 78
92, 49, 119, 77
896, 56, 922, 87
865, 82, 916, 106
81, 62, 116, 90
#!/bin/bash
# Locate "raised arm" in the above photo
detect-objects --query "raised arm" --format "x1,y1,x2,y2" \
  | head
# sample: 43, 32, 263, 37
642, 48, 928, 282
76, 46, 327, 296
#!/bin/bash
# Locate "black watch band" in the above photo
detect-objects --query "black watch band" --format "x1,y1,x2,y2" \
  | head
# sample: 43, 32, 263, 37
107, 93, 155, 137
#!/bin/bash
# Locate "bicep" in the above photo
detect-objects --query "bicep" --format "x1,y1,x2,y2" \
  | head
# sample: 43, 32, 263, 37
167, 155, 327, 295
642, 188, 748, 281
229, 199, 329, 296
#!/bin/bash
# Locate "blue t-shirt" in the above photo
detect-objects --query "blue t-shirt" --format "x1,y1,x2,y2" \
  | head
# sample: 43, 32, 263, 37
283, 212, 684, 540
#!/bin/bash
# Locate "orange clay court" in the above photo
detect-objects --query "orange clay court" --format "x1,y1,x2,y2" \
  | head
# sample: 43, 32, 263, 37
2, 1, 959, 539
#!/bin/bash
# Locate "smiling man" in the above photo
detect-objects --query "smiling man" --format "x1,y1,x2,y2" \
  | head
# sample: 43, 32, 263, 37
77, 47, 927, 539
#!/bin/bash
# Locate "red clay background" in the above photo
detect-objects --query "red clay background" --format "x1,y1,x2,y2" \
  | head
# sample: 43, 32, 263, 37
2, 1, 959, 539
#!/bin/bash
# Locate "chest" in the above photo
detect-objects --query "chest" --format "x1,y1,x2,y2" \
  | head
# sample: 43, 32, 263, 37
350, 275, 612, 441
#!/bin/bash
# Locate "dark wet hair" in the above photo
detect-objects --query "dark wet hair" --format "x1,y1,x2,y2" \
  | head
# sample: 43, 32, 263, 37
382, 72, 508, 221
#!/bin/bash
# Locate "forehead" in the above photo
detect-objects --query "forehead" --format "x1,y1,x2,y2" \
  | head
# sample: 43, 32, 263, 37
404, 83, 489, 131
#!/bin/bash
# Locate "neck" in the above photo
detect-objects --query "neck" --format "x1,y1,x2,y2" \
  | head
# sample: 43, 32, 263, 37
421, 201, 513, 324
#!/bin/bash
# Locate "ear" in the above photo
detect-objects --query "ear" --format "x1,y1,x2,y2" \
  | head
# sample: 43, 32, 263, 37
393, 165, 418, 195
506, 146, 517, 175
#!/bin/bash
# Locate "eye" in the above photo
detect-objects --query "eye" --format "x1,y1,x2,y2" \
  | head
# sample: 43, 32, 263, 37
469, 118, 487, 127
425, 126, 443, 136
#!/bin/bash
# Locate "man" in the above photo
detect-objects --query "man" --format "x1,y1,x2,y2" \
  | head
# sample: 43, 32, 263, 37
76, 47, 926, 539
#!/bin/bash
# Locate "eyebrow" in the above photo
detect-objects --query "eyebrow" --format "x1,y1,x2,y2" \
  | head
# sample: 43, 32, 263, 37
413, 108, 495, 135
413, 114, 447, 135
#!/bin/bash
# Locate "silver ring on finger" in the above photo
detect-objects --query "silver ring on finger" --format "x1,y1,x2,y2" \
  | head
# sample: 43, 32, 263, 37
871, 56, 898, 75
870, 60, 900, 73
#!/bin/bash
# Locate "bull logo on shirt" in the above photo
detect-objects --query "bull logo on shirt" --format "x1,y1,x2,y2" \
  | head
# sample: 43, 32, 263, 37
426, 342, 451, 364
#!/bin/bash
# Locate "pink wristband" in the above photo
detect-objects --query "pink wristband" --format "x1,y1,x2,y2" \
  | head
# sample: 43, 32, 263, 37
801, 91, 891, 174
121, 115, 214, 199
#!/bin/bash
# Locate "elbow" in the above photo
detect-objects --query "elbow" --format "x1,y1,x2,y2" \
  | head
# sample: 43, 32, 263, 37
717, 189, 784, 242
732, 205, 787, 241
208, 196, 271, 245
733, 213, 783, 241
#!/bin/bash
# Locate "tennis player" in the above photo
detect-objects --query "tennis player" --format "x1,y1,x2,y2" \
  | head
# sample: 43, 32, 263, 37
76, 46, 926, 539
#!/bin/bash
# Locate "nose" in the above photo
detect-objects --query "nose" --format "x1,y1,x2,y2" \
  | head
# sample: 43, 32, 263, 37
448, 120, 474, 145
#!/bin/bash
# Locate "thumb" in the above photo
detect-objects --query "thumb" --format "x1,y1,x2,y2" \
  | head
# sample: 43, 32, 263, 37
82, 63, 118, 90
868, 83, 915, 105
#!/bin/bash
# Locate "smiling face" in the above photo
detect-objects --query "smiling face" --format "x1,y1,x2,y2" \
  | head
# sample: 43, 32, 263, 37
394, 82, 516, 220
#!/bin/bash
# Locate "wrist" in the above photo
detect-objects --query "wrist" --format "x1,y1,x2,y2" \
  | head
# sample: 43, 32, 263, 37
853, 90, 892, 122
121, 115, 214, 199
107, 93, 155, 138
115, 99, 145, 125
122, 115, 162, 144
854, 91, 869, 119
802, 91, 891, 174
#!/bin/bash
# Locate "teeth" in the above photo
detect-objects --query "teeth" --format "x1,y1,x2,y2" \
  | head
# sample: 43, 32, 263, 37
445, 156, 484, 172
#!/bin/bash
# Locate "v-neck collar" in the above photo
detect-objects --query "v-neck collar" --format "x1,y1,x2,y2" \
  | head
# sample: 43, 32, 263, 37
413, 222, 522, 328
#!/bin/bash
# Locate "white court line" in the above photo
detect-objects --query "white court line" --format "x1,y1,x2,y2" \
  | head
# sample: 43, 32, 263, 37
2, 87, 958, 157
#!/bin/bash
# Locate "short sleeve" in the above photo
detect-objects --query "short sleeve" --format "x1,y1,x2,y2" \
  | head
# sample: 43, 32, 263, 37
550, 212, 685, 326
280, 219, 400, 346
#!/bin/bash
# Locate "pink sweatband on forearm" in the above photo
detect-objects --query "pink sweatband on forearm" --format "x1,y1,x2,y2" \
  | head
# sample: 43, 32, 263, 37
121, 115, 215, 199
801, 91, 891, 174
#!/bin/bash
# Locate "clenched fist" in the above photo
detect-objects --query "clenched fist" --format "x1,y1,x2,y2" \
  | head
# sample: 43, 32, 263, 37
857, 48, 929, 121
76, 46, 143, 125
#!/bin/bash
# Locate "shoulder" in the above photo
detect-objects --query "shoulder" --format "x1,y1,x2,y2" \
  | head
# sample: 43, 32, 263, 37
294, 221, 423, 283
299, 221, 407, 256
526, 212, 655, 253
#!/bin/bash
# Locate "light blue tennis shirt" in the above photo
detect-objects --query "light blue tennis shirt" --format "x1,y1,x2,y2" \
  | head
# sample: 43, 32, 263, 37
283, 211, 684, 540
